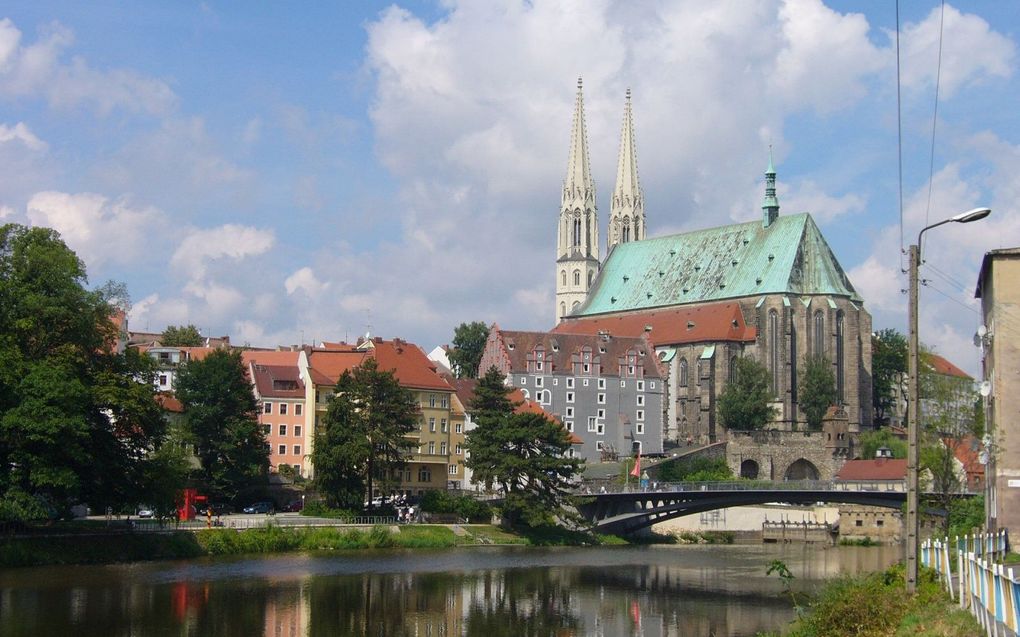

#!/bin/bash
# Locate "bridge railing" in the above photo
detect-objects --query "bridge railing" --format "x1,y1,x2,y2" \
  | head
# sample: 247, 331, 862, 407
575, 479, 905, 495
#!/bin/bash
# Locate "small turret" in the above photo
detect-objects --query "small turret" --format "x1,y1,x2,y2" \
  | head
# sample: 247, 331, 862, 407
762, 147, 780, 228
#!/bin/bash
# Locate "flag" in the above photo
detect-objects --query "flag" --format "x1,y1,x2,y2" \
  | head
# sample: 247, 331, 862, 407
630, 451, 641, 478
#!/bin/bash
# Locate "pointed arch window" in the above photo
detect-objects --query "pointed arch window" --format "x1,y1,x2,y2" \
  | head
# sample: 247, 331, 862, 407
813, 310, 824, 357
561, 270, 566, 286
679, 358, 688, 388
573, 270, 581, 286
836, 310, 845, 403
768, 309, 780, 395
729, 356, 738, 383
622, 223, 630, 243
560, 302, 566, 318
587, 270, 594, 286
572, 217, 582, 247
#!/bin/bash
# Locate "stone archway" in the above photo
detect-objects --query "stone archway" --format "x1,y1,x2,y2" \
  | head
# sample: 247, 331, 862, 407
784, 458, 820, 481
740, 459, 760, 480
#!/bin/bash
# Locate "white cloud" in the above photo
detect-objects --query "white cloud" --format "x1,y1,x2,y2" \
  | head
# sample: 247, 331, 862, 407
285, 267, 330, 297
0, 17, 177, 116
183, 279, 245, 318
0, 204, 13, 219
781, 179, 866, 222
898, 4, 1015, 99
170, 224, 275, 279
0, 122, 46, 151
25, 191, 162, 269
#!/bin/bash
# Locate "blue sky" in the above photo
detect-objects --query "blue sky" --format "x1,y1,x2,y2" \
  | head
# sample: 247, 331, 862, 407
0, 1, 1016, 376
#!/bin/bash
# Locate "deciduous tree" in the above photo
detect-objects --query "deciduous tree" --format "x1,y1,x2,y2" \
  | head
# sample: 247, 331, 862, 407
717, 357, 776, 431
799, 355, 838, 430
448, 322, 490, 378
872, 329, 907, 427
161, 324, 204, 347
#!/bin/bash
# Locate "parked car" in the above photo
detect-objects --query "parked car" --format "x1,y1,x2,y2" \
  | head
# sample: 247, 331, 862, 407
199, 503, 233, 516
243, 501, 275, 515
282, 500, 303, 513
136, 506, 154, 518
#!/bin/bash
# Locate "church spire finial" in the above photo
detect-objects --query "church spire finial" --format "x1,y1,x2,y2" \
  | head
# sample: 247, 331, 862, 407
563, 76, 595, 208
762, 145, 780, 228
608, 87, 644, 251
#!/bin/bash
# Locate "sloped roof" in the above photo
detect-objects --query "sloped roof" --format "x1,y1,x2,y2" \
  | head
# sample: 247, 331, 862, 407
241, 350, 300, 367
494, 330, 661, 378
307, 349, 369, 385
553, 301, 756, 346
307, 338, 452, 392
923, 353, 972, 380
250, 363, 304, 399
574, 213, 860, 317
836, 459, 907, 481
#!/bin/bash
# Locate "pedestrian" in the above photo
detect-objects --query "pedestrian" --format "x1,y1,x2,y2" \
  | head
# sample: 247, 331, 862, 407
686, 434, 693, 447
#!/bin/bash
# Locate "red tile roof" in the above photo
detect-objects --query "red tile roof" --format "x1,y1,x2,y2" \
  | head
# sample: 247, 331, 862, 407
156, 392, 183, 413
485, 329, 662, 379
307, 338, 452, 392
836, 459, 907, 481
250, 363, 305, 398
923, 353, 973, 380
241, 350, 299, 367
553, 301, 756, 347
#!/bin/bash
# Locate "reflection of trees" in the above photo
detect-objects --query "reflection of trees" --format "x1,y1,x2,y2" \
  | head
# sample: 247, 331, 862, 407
463, 569, 582, 637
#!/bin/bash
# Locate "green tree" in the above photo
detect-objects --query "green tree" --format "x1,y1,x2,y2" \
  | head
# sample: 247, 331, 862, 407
0, 224, 167, 518
872, 329, 907, 427
161, 324, 204, 347
448, 321, 490, 378
175, 349, 268, 501
717, 357, 776, 431
800, 355, 838, 430
312, 358, 418, 510
858, 428, 907, 459
465, 367, 582, 527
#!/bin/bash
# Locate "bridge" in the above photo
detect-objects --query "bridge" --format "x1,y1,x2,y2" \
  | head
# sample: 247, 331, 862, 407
573, 480, 911, 535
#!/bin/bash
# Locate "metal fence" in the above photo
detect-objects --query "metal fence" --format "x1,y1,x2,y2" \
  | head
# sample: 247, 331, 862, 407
130, 516, 397, 533
922, 529, 1015, 636
577, 479, 907, 495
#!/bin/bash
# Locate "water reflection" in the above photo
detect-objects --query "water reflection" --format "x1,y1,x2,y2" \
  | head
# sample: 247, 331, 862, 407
0, 544, 900, 637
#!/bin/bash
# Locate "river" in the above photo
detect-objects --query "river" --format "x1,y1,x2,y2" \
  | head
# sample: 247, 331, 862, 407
0, 543, 901, 636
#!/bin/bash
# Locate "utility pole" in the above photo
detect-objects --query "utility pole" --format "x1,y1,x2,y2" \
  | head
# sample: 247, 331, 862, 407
906, 243, 920, 594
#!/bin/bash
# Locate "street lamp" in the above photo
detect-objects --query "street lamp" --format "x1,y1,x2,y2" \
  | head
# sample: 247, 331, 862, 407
906, 206, 991, 593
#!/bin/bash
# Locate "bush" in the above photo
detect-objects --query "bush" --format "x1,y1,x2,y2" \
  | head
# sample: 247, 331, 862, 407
300, 501, 360, 520
657, 457, 734, 483
420, 491, 492, 522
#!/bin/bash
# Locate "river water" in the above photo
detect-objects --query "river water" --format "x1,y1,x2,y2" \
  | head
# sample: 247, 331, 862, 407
0, 543, 900, 636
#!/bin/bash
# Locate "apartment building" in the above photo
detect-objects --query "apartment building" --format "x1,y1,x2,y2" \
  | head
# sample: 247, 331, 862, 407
244, 350, 308, 476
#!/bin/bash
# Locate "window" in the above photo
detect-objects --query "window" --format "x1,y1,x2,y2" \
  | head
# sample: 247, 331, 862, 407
295, 404, 303, 416
565, 421, 573, 432
520, 376, 527, 385
535, 377, 543, 387
566, 392, 574, 403
637, 395, 644, 406
455, 423, 462, 434
441, 396, 448, 408
279, 424, 287, 436
636, 381, 644, 392
293, 445, 301, 455
428, 441, 436, 454
448, 464, 458, 475
636, 422, 644, 434
876, 519, 884, 527
855, 519, 863, 527
264, 402, 272, 414
650, 381, 655, 389
679, 358, 688, 387
429, 417, 436, 432
158, 374, 168, 386
583, 378, 589, 387
553, 378, 558, 386
429, 394, 437, 408
598, 378, 606, 389
561, 270, 566, 286
596, 441, 605, 451
836, 310, 845, 402
730, 355, 738, 383
596, 423, 605, 435
440, 442, 447, 455
566, 378, 574, 388
262, 424, 270, 435
814, 310, 825, 357
597, 408, 605, 419
441, 418, 448, 432
418, 467, 431, 482
455, 444, 462, 455
769, 309, 780, 394
278, 445, 286, 455
280, 403, 288, 415
573, 270, 581, 285
598, 393, 606, 404
295, 425, 302, 437
583, 364, 590, 374
637, 409, 644, 421
541, 390, 551, 405
565, 406, 574, 418
587, 417, 597, 432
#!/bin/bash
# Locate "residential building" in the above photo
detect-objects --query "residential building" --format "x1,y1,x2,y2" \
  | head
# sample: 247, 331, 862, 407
975, 248, 1020, 534
244, 350, 308, 476
478, 328, 663, 462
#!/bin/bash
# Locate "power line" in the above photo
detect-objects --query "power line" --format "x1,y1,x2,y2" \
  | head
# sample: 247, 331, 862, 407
921, 280, 980, 316
922, 0, 947, 254
896, 0, 906, 271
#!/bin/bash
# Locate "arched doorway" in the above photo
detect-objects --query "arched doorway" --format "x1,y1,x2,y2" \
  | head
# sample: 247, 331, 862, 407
740, 459, 759, 480
784, 458, 820, 481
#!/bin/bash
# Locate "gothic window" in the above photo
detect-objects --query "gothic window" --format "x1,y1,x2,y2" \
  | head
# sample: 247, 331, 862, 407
729, 356, 738, 383
790, 320, 798, 405
622, 223, 630, 243
768, 309, 780, 395
561, 270, 566, 286
813, 310, 824, 357
560, 302, 566, 318
679, 358, 688, 387
572, 301, 580, 310
573, 270, 580, 286
573, 216, 583, 247
588, 270, 594, 286
836, 310, 845, 403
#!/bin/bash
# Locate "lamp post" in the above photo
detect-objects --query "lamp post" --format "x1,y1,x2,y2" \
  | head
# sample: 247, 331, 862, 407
906, 206, 991, 593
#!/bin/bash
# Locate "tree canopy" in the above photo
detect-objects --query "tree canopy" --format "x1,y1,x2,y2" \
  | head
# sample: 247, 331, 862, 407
448, 322, 490, 378
312, 358, 418, 510
175, 348, 268, 501
465, 367, 582, 527
717, 357, 776, 431
0, 224, 167, 519
872, 329, 907, 427
858, 428, 907, 459
799, 355, 838, 430
161, 324, 204, 347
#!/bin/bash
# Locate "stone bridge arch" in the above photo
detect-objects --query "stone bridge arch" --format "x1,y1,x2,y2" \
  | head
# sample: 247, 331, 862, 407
784, 458, 820, 481
739, 459, 759, 479
726, 430, 853, 481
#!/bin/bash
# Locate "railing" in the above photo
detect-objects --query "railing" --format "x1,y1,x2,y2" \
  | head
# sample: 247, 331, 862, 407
576, 479, 909, 495
130, 516, 397, 533
922, 529, 1015, 635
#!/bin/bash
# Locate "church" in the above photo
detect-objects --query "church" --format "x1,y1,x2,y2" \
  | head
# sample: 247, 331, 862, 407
552, 79, 873, 444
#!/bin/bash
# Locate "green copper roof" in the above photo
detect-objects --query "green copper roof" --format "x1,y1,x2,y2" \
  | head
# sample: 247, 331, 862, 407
573, 213, 861, 317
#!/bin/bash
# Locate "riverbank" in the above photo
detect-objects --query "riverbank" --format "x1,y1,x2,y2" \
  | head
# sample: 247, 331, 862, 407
761, 564, 980, 637
0, 523, 644, 567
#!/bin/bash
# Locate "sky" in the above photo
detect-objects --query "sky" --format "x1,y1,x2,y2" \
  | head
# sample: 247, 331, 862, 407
0, 1, 1017, 377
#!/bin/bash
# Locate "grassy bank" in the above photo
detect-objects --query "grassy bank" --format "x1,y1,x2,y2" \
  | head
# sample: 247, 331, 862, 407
761, 564, 980, 637
0, 523, 638, 567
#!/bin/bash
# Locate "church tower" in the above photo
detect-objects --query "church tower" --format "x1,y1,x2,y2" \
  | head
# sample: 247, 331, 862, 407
556, 78, 600, 324
607, 88, 644, 252
762, 146, 780, 228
